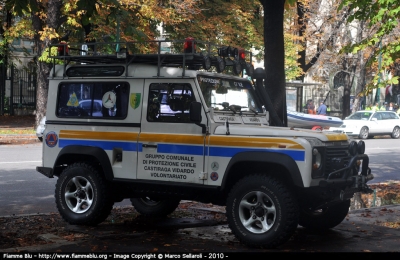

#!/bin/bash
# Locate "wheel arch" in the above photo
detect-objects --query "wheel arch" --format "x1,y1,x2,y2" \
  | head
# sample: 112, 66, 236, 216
220, 151, 304, 193
53, 145, 113, 180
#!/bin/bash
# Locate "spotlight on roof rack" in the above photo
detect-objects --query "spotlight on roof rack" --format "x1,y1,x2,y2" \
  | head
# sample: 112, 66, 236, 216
184, 37, 196, 53
218, 46, 229, 57
216, 57, 226, 73
232, 60, 242, 75
202, 54, 211, 70
245, 62, 254, 77
229, 47, 239, 58
58, 41, 69, 56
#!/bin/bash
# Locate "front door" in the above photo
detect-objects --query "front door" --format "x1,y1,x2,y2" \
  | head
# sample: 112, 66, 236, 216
137, 79, 207, 184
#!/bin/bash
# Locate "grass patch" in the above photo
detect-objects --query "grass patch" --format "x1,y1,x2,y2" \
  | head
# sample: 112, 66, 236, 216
0, 129, 36, 134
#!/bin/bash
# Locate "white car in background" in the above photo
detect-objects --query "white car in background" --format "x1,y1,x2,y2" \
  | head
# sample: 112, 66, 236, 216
36, 116, 46, 142
329, 110, 400, 139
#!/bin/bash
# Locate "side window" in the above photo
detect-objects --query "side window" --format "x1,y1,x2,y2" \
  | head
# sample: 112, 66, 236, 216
147, 83, 195, 123
372, 113, 382, 120
57, 82, 129, 119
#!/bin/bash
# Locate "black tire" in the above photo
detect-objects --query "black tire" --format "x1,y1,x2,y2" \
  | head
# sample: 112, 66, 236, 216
298, 200, 350, 230
55, 162, 113, 225
359, 126, 369, 139
391, 126, 400, 139
226, 174, 299, 248
130, 197, 180, 217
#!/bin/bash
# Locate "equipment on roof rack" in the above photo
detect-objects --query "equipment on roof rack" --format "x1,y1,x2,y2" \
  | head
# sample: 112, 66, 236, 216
48, 38, 255, 78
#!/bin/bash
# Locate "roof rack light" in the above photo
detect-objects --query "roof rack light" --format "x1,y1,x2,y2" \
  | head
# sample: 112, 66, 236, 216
58, 41, 69, 56
184, 37, 196, 53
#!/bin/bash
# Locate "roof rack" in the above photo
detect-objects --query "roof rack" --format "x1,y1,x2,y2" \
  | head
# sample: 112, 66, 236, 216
48, 39, 255, 78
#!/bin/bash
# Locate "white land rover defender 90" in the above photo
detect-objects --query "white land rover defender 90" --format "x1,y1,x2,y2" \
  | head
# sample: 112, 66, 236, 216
37, 39, 373, 248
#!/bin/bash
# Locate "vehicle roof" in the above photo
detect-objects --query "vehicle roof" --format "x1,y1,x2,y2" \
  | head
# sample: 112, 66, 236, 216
47, 39, 255, 80
50, 63, 251, 81
355, 110, 395, 113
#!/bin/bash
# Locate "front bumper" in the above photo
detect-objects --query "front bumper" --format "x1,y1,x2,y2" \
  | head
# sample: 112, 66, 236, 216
318, 153, 373, 199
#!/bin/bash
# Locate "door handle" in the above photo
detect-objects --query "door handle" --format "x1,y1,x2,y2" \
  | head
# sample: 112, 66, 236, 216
143, 144, 158, 148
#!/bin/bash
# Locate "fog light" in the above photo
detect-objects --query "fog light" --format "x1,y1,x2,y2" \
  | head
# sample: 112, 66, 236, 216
357, 141, 365, 154
349, 141, 357, 156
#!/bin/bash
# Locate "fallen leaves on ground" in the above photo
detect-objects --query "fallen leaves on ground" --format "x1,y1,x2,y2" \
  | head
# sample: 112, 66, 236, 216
0, 202, 227, 250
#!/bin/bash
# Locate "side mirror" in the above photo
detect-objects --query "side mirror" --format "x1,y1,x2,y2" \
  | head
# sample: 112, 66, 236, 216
190, 102, 202, 123
371, 118, 377, 121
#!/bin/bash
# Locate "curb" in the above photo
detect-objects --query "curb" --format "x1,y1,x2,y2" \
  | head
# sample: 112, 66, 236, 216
0, 134, 39, 144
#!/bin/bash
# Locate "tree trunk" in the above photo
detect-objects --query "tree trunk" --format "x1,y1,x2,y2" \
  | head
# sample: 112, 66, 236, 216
260, 0, 286, 126
33, 0, 63, 127
351, 21, 366, 115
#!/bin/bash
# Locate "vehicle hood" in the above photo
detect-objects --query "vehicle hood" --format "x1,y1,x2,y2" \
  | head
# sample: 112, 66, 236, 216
214, 124, 348, 141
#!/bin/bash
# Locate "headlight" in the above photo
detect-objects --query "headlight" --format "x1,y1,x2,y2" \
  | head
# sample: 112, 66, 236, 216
304, 137, 324, 147
312, 148, 322, 169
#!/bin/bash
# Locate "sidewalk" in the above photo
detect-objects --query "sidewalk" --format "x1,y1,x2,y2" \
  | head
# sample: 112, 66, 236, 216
1, 204, 400, 253
0, 115, 39, 144
0, 133, 38, 144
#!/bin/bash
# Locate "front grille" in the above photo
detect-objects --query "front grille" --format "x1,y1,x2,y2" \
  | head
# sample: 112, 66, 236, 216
324, 145, 350, 178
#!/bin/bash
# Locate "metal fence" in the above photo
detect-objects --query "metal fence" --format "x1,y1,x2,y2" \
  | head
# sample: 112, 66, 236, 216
0, 63, 37, 115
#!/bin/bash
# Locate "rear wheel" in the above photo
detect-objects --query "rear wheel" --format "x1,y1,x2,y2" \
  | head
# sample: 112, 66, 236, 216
130, 197, 180, 217
391, 126, 400, 139
55, 162, 113, 225
226, 174, 299, 248
298, 200, 350, 229
359, 126, 369, 139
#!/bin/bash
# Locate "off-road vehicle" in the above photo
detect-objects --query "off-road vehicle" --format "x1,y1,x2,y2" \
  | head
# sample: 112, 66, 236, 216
37, 38, 373, 248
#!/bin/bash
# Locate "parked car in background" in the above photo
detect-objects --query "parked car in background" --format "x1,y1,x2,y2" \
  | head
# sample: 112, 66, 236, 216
36, 116, 46, 142
329, 110, 400, 139
78, 99, 103, 117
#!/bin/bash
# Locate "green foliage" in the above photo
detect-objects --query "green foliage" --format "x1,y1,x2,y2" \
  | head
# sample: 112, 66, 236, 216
38, 46, 63, 64
6, 0, 38, 16
340, 0, 400, 92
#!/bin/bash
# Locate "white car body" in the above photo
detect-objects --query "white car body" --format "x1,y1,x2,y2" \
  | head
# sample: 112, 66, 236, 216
78, 99, 103, 117
329, 110, 400, 139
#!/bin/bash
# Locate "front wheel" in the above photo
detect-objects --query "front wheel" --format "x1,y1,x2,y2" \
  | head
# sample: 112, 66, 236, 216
359, 126, 369, 139
391, 126, 400, 139
130, 197, 180, 217
226, 174, 299, 248
55, 162, 113, 225
298, 200, 350, 229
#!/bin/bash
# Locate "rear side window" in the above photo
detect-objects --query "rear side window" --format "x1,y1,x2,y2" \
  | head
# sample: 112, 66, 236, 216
147, 83, 195, 123
57, 82, 129, 119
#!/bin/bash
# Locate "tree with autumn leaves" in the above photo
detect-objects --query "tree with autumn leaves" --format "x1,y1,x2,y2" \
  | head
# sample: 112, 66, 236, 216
2, 0, 399, 126
1, 0, 303, 126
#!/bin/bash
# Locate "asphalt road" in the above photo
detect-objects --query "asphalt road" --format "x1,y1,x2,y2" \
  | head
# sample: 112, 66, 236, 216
0, 138, 399, 217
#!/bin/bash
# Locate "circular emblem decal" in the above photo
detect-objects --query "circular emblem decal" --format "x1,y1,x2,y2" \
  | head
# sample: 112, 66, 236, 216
210, 172, 219, 181
102, 91, 117, 109
45, 131, 58, 148
211, 162, 219, 171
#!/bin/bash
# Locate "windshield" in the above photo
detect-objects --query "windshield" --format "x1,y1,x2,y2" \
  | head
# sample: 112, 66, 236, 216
347, 111, 373, 120
197, 76, 263, 113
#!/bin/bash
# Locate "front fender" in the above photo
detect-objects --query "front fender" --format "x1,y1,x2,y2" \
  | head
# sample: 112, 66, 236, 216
221, 151, 304, 189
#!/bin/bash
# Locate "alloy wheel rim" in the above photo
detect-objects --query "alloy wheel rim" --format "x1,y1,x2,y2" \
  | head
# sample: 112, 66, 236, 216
64, 176, 94, 213
238, 191, 276, 234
